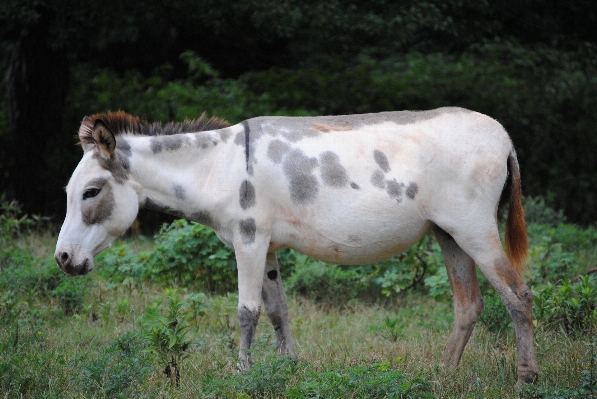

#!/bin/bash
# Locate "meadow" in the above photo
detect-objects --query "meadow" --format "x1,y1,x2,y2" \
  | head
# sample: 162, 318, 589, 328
1, 195, 596, 398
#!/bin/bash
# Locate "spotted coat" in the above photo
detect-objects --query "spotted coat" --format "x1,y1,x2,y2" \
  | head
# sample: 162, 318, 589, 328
55, 107, 537, 386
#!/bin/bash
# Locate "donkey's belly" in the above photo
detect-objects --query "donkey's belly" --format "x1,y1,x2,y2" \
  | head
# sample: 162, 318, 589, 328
274, 213, 431, 265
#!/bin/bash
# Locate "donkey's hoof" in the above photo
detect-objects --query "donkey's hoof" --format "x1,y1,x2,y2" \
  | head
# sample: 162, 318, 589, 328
515, 370, 538, 389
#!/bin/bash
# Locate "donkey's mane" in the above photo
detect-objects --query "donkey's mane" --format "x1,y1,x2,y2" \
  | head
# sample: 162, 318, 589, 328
79, 111, 230, 144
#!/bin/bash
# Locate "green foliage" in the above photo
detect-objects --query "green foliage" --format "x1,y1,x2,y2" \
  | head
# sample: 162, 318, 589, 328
202, 355, 297, 398
520, 337, 597, 398
75, 332, 153, 397
286, 364, 433, 399
140, 290, 197, 386
98, 220, 237, 293
68, 52, 313, 128
0, 334, 71, 397
528, 223, 597, 285
523, 196, 567, 226
371, 236, 445, 297
50, 273, 89, 315
145, 220, 237, 291
0, 255, 89, 320
533, 276, 597, 335
478, 292, 512, 334
424, 267, 451, 299
370, 315, 406, 342
0, 194, 51, 272
285, 255, 373, 305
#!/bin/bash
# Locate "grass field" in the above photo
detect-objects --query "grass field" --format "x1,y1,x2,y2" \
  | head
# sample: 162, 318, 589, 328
1, 209, 596, 397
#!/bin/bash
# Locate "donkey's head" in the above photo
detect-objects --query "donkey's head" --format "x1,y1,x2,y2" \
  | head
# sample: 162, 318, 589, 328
55, 116, 141, 276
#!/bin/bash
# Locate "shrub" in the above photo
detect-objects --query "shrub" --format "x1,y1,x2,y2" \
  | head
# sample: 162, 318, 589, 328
51, 274, 90, 315
287, 364, 433, 399
140, 290, 197, 386
370, 235, 445, 297
523, 195, 567, 226
229, 355, 296, 398
285, 258, 370, 305
142, 220, 237, 292
527, 223, 592, 285
478, 292, 512, 334
98, 220, 237, 292
533, 276, 597, 335
75, 332, 152, 397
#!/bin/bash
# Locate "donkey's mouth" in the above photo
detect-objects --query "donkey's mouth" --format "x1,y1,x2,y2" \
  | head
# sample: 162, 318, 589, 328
59, 258, 92, 276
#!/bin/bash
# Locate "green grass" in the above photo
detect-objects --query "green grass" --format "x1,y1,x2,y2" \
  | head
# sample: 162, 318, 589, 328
1, 226, 596, 398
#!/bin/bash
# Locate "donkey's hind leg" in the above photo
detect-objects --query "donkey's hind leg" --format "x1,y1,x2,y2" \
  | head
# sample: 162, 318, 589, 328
449, 227, 538, 385
433, 226, 484, 368
262, 251, 297, 359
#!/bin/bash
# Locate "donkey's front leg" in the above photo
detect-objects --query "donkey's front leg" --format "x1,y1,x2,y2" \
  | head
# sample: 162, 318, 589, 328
262, 251, 296, 359
234, 227, 269, 370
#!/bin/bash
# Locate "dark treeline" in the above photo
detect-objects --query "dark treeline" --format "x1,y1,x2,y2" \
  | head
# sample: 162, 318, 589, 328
1, 0, 596, 225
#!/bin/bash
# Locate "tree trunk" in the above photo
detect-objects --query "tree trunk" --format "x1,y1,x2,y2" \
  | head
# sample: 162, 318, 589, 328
5, 10, 69, 215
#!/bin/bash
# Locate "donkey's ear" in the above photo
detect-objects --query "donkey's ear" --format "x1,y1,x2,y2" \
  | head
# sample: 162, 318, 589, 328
78, 116, 96, 153
91, 120, 116, 160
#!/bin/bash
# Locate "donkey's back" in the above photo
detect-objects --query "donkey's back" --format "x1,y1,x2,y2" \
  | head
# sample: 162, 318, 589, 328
244, 107, 514, 266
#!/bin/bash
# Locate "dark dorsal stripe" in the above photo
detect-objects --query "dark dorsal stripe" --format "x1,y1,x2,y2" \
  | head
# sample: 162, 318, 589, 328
79, 111, 230, 145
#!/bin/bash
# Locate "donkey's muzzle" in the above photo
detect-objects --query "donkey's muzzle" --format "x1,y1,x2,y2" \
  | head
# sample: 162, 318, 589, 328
55, 252, 91, 276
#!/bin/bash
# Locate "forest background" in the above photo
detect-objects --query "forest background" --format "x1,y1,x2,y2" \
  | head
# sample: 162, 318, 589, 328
2, 2, 597, 397
1, 0, 596, 227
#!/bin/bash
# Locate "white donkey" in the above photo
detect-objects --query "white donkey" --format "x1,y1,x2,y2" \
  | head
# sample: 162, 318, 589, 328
55, 108, 537, 385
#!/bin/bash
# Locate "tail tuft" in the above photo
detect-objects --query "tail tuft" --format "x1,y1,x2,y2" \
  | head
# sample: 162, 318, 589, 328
505, 150, 529, 277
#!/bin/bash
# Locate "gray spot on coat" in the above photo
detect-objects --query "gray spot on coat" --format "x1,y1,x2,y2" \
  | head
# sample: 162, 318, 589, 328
283, 149, 319, 205
195, 133, 212, 149
94, 152, 129, 184
386, 179, 404, 202
239, 180, 256, 210
173, 184, 186, 200
116, 137, 132, 157
234, 131, 245, 146
286, 128, 321, 142
370, 170, 386, 189
350, 182, 360, 190
406, 182, 419, 199
319, 151, 349, 188
373, 149, 391, 173
238, 305, 260, 349
82, 178, 114, 225
218, 128, 233, 143
267, 140, 291, 163
240, 218, 256, 245
150, 135, 191, 154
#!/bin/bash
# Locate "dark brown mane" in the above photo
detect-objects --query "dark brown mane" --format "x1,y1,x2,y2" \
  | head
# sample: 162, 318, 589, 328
78, 110, 230, 145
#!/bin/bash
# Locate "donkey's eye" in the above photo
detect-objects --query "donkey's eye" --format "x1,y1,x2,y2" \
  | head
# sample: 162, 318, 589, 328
83, 188, 100, 200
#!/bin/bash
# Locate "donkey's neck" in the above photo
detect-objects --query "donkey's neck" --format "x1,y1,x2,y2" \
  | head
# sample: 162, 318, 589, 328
123, 127, 244, 224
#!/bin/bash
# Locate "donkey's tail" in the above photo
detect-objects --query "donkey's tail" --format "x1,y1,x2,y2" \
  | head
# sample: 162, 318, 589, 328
504, 150, 529, 277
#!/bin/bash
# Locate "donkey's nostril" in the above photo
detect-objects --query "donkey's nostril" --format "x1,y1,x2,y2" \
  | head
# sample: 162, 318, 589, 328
56, 252, 71, 267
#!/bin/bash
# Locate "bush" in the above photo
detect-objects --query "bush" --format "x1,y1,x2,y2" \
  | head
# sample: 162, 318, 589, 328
75, 332, 152, 397
369, 236, 445, 298
285, 257, 371, 305
144, 220, 237, 291
533, 276, 597, 335
527, 223, 596, 285
287, 364, 433, 399
98, 220, 237, 293
478, 292, 512, 334
51, 273, 90, 315
523, 196, 567, 226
